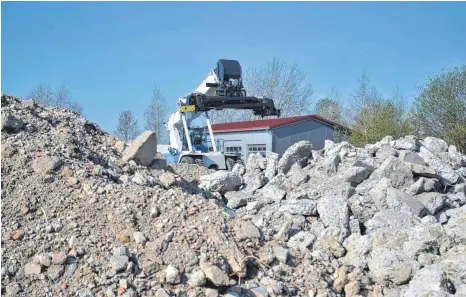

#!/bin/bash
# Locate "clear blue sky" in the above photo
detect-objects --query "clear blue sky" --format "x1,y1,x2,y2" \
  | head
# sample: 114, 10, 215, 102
2, 1, 466, 138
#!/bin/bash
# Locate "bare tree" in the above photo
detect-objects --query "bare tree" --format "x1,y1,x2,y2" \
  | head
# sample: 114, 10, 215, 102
144, 85, 168, 144
211, 57, 314, 123
54, 84, 83, 114
27, 84, 54, 105
314, 88, 345, 125
115, 110, 140, 142
27, 84, 83, 114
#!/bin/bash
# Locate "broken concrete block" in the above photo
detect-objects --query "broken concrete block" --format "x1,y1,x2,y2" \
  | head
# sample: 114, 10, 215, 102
277, 140, 313, 174
122, 130, 158, 166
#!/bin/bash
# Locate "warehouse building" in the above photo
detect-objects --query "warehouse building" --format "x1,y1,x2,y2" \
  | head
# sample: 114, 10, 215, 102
209, 114, 346, 162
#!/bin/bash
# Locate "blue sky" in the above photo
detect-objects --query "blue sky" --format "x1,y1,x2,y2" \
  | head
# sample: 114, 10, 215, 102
2, 1, 466, 138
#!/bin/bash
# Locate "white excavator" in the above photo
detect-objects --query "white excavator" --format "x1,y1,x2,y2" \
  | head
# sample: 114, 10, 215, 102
166, 59, 281, 170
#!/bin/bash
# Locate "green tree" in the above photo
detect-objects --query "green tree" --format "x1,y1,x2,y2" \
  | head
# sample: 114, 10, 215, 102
347, 72, 414, 147
413, 65, 466, 152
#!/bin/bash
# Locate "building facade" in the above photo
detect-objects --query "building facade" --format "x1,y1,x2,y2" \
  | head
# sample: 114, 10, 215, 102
209, 114, 345, 163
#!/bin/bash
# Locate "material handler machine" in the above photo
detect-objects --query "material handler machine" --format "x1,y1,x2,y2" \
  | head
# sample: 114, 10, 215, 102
166, 59, 281, 170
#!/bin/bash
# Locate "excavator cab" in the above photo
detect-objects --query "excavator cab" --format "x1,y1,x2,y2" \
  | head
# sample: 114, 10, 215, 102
191, 128, 208, 153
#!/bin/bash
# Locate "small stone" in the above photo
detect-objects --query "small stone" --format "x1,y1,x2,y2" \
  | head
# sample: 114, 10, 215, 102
188, 270, 206, 287
273, 246, 289, 264
11, 229, 25, 240
52, 222, 64, 232
150, 207, 160, 218
5, 282, 21, 296
274, 220, 293, 241
158, 173, 176, 187
21, 206, 29, 216
69, 235, 79, 247
32, 155, 62, 174
349, 219, 361, 234
117, 287, 126, 295
38, 254, 52, 267
344, 281, 360, 296
111, 255, 129, 273
287, 231, 316, 251
235, 220, 261, 241
47, 265, 65, 281
165, 265, 180, 284
133, 232, 146, 245
119, 279, 128, 289
201, 264, 230, 287
22, 99, 36, 109
205, 288, 219, 297
52, 251, 68, 265
155, 288, 170, 297
142, 261, 158, 276
24, 263, 41, 276
116, 230, 132, 243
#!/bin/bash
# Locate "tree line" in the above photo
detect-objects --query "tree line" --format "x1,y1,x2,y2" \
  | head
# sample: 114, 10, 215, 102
26, 61, 466, 153
113, 85, 169, 143
316, 65, 466, 152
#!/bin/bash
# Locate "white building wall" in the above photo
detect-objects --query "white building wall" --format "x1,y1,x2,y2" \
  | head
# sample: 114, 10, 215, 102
211, 129, 272, 162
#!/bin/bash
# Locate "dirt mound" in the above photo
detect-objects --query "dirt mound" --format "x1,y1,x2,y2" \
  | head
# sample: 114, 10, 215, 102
2, 94, 466, 297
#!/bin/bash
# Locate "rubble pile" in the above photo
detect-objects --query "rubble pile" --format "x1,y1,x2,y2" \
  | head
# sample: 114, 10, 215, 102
2, 94, 466, 297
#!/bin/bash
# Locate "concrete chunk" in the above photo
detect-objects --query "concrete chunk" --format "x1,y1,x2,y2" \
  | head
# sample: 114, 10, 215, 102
386, 187, 429, 217
201, 264, 230, 287
199, 171, 242, 192
122, 130, 158, 166
277, 140, 313, 174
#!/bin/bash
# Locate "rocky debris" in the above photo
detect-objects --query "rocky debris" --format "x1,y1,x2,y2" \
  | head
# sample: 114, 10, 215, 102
2, 94, 466, 297
273, 246, 289, 263
371, 155, 413, 189
165, 265, 181, 284
225, 191, 252, 209
1, 111, 25, 132
343, 166, 370, 183
232, 163, 246, 175
24, 263, 41, 276
403, 265, 455, 297
188, 270, 206, 287
279, 199, 317, 216
200, 263, 231, 287
198, 170, 242, 192
235, 220, 261, 240
167, 163, 215, 182
368, 248, 419, 285
423, 136, 449, 154
317, 194, 349, 229
122, 130, 158, 166
277, 140, 313, 174
265, 152, 279, 181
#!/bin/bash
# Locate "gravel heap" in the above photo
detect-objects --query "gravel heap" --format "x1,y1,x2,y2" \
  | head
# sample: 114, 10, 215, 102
1, 93, 466, 297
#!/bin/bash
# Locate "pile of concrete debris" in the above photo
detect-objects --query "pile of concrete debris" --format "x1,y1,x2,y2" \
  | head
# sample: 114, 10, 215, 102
1, 94, 466, 297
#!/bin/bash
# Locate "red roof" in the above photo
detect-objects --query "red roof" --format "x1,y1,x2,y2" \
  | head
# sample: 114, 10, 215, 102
210, 114, 346, 133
